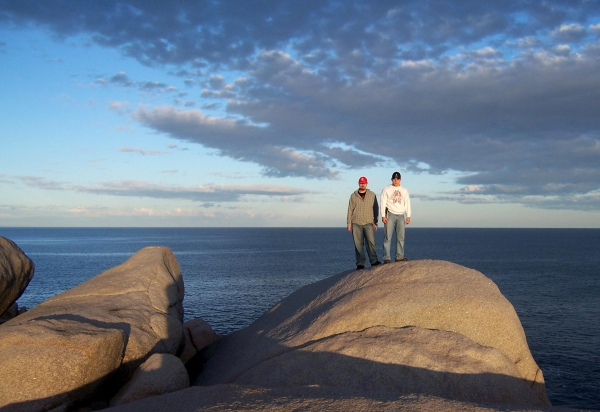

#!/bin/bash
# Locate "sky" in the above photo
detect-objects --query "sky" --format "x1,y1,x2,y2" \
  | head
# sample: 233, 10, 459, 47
1, 0, 600, 228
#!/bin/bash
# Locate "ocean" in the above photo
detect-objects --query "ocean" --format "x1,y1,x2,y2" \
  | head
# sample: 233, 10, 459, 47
1, 227, 598, 410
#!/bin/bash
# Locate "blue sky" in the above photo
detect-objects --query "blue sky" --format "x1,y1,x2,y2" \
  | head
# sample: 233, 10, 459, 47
1, 0, 599, 227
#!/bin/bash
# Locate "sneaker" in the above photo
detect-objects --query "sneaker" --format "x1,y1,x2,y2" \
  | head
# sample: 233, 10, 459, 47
395, 257, 408, 262
356, 265, 365, 270
371, 261, 381, 266
383, 259, 391, 264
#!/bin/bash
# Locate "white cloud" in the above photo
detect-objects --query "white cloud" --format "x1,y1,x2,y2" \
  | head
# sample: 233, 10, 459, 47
119, 147, 170, 156
554, 23, 587, 42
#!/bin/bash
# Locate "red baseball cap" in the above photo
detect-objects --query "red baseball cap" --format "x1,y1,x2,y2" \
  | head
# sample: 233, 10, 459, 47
358, 176, 368, 184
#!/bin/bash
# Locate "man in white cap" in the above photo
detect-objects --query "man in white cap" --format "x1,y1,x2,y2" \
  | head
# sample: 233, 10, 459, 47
347, 176, 381, 270
380, 171, 411, 262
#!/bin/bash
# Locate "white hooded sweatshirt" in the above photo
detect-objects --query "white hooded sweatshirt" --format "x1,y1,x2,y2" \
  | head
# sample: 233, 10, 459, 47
380, 184, 411, 218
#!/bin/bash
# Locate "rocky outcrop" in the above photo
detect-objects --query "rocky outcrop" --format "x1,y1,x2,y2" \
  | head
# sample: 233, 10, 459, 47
179, 318, 220, 363
195, 260, 549, 408
0, 250, 556, 411
0, 246, 184, 412
0, 236, 35, 316
110, 353, 189, 406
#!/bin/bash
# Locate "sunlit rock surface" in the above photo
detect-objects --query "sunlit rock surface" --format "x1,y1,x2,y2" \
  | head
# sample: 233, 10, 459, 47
0, 246, 184, 411
195, 260, 549, 408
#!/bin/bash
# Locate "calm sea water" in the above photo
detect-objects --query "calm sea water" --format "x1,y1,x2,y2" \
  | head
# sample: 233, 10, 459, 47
1, 227, 598, 410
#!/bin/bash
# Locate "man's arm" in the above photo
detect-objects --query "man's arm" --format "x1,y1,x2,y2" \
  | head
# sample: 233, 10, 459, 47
380, 187, 388, 224
372, 194, 379, 230
405, 189, 411, 224
373, 194, 379, 224
347, 195, 354, 231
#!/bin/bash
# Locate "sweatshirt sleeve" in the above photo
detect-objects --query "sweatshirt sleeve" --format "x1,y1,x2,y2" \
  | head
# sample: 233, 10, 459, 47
405, 189, 411, 218
373, 194, 379, 224
347, 195, 353, 226
380, 187, 387, 219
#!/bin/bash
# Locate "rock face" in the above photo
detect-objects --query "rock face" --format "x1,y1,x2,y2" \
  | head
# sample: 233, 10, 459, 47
110, 353, 190, 406
196, 260, 549, 407
0, 246, 184, 412
0, 236, 35, 316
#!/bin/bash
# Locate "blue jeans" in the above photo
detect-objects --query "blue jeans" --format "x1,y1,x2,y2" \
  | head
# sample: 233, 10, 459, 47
352, 223, 378, 266
383, 212, 405, 261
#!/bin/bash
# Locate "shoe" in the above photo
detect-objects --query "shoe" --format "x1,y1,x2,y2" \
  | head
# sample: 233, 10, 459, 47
383, 260, 391, 264
395, 257, 408, 261
371, 261, 381, 266
356, 265, 365, 270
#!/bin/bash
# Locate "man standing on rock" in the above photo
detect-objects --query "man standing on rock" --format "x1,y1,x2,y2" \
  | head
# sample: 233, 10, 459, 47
381, 171, 411, 263
347, 176, 381, 270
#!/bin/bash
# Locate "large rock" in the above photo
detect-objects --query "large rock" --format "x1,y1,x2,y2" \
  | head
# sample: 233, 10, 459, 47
0, 236, 35, 315
0, 246, 184, 411
196, 260, 549, 407
0, 320, 126, 412
110, 353, 190, 406
179, 318, 220, 363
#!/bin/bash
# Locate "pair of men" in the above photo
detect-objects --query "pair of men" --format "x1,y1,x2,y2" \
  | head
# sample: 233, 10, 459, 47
346, 172, 411, 270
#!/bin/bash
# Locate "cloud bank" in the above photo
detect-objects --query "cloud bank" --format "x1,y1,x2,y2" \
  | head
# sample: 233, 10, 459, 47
2, 0, 600, 209
14, 176, 316, 203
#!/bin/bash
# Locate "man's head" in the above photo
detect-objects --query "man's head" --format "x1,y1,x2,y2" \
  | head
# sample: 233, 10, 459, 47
391, 171, 401, 186
358, 176, 368, 191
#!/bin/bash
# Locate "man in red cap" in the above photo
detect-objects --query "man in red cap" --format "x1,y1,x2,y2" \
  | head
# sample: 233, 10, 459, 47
347, 176, 381, 270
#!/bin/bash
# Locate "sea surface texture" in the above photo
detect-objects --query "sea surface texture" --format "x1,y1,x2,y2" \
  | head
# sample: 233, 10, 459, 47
2, 227, 598, 410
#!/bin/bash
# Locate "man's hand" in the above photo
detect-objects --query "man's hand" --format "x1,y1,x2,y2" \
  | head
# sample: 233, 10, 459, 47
373, 224, 378, 231
406, 217, 411, 225
382, 216, 388, 224
347, 225, 352, 232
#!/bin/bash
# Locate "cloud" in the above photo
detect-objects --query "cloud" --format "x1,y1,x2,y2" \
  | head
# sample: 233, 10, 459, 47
553, 23, 587, 42
16, 176, 66, 190
3, 1, 600, 210
13, 176, 319, 203
109, 101, 129, 110
119, 146, 170, 156
108, 100, 130, 114
134, 106, 339, 179
281, 196, 308, 203
319, 146, 385, 169
96, 71, 177, 94
72, 180, 319, 202
139, 81, 175, 92
132, 50, 600, 193
3, 2, 597, 69
109, 71, 133, 86
419, 190, 600, 212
